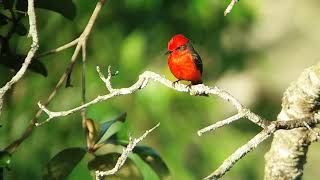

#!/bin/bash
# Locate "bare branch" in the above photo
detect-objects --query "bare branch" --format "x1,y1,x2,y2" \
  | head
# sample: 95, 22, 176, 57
36, 38, 80, 58
198, 113, 246, 136
224, 0, 239, 16
35, 64, 320, 180
204, 124, 276, 180
95, 123, 160, 179
3, 0, 107, 154
0, 0, 39, 116
36, 66, 269, 127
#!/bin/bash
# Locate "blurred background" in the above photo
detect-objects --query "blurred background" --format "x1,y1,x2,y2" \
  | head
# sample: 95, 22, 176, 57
1, 0, 320, 179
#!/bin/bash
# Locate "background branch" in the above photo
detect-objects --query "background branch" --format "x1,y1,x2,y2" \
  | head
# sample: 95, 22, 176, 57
0, 0, 39, 116
224, 0, 238, 16
3, 0, 106, 154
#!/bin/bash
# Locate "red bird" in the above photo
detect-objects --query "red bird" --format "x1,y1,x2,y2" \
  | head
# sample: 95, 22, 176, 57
167, 34, 203, 86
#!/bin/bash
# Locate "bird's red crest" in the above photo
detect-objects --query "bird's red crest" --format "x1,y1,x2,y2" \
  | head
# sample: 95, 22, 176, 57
167, 34, 189, 52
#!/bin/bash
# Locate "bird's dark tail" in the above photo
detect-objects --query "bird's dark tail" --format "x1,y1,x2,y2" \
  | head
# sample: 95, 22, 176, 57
191, 79, 203, 85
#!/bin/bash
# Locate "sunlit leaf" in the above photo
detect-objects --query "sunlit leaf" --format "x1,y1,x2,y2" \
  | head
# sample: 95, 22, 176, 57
96, 112, 127, 144
92, 143, 169, 179
16, 0, 77, 20
88, 153, 142, 180
43, 147, 87, 180
129, 153, 160, 180
0, 151, 11, 169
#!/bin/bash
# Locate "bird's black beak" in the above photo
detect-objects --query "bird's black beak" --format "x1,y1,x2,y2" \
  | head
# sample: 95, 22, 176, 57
165, 51, 171, 55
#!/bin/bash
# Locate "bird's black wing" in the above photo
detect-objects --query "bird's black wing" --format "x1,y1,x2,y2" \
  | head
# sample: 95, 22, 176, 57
191, 51, 203, 74
187, 42, 203, 74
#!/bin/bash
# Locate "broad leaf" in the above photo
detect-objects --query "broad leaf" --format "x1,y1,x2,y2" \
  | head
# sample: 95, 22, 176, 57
0, 54, 48, 77
15, 23, 27, 36
43, 147, 86, 180
16, 0, 77, 20
3, 0, 13, 9
96, 112, 127, 144
129, 153, 160, 180
0, 14, 8, 26
133, 146, 170, 178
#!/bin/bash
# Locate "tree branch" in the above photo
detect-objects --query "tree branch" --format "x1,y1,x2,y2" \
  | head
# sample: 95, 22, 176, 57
36, 66, 268, 127
36, 38, 79, 58
204, 124, 276, 179
3, 0, 107, 154
224, 0, 239, 16
0, 0, 39, 116
95, 123, 160, 179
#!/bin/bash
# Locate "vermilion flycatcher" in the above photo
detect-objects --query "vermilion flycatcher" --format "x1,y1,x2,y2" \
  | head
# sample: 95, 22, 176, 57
167, 34, 203, 85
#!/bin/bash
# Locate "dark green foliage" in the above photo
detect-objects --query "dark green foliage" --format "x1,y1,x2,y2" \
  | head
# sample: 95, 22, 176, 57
0, 151, 11, 170
42, 113, 169, 179
16, 0, 76, 20
43, 147, 86, 180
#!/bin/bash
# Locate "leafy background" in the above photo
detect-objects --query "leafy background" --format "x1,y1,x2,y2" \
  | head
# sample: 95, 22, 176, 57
1, 0, 320, 179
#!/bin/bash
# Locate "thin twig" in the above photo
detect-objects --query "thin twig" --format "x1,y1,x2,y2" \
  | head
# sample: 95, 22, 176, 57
198, 113, 246, 136
224, 0, 239, 16
203, 124, 276, 180
303, 121, 320, 141
95, 123, 160, 179
3, 0, 106, 154
0, 0, 39, 116
36, 38, 80, 58
66, 0, 106, 86
81, 42, 87, 121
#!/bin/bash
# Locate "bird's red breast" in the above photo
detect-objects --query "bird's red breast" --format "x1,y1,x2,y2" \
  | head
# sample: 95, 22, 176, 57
167, 34, 203, 85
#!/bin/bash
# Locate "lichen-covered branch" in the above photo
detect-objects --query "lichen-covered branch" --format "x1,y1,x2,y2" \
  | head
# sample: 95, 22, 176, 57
37, 66, 268, 127
95, 123, 160, 180
0, 0, 39, 116
204, 124, 276, 179
35, 62, 320, 180
201, 64, 320, 179
264, 64, 320, 180
224, 0, 239, 16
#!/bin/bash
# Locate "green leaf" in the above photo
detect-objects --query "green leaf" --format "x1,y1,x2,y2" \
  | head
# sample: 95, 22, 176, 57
88, 153, 143, 180
0, 54, 48, 77
133, 146, 170, 178
96, 112, 127, 144
16, 0, 77, 20
3, 0, 13, 9
15, 23, 27, 36
43, 147, 87, 180
92, 143, 169, 180
129, 153, 160, 180
0, 151, 11, 169
0, 14, 8, 26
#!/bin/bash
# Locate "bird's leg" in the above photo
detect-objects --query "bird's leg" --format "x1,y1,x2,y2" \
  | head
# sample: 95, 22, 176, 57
187, 83, 193, 90
172, 80, 181, 87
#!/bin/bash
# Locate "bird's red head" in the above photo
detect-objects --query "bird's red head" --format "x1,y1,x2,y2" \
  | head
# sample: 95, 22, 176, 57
167, 34, 189, 52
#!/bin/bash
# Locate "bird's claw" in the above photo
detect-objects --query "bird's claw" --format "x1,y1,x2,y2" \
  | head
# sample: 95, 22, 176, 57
172, 80, 181, 87
186, 83, 193, 90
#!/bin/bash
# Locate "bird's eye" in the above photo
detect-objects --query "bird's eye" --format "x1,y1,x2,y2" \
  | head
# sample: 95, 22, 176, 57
177, 45, 186, 51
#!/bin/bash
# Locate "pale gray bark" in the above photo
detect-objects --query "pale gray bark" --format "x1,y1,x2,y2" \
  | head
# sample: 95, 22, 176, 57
264, 64, 320, 179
